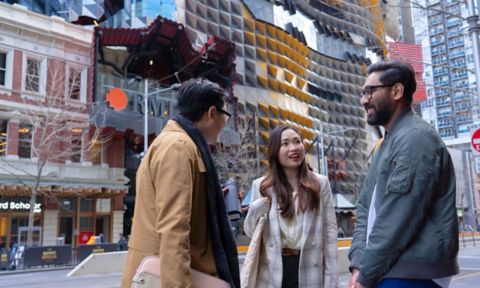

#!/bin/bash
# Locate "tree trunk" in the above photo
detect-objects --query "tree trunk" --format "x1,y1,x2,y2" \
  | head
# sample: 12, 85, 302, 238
26, 190, 37, 247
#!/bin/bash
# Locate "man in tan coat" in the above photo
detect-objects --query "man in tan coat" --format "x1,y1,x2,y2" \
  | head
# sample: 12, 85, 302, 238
121, 78, 240, 288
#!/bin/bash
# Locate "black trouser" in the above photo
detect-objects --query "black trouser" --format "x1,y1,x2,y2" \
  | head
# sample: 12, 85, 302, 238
281, 255, 300, 288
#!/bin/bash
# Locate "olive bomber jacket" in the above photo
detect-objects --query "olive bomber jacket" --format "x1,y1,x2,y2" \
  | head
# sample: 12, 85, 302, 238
348, 108, 459, 288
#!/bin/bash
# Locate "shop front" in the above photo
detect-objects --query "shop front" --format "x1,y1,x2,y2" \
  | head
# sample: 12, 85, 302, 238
0, 186, 126, 250
0, 197, 42, 249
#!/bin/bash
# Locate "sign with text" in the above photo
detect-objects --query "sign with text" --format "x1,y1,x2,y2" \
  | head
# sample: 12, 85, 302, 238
0, 201, 41, 213
472, 128, 480, 152
23, 245, 72, 267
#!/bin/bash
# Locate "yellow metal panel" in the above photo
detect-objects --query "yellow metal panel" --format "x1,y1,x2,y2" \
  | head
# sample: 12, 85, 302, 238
270, 105, 279, 117
256, 21, 266, 35
267, 37, 277, 52
267, 51, 277, 64
260, 131, 270, 142
244, 18, 255, 32
279, 82, 287, 93
277, 56, 286, 68
256, 34, 266, 48
256, 48, 267, 61
267, 65, 277, 77
258, 102, 270, 116
242, 5, 254, 20
244, 31, 255, 45
284, 70, 293, 83
268, 78, 279, 91
258, 116, 270, 129
266, 25, 276, 38
257, 75, 268, 88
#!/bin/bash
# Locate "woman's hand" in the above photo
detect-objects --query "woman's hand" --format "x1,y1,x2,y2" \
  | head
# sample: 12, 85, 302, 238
263, 196, 271, 207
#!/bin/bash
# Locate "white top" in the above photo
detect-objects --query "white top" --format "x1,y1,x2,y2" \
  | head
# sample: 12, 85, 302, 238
278, 191, 304, 249
367, 185, 451, 288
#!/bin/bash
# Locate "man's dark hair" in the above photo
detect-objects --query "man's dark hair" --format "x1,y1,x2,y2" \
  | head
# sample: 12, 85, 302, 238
176, 78, 227, 122
368, 61, 417, 105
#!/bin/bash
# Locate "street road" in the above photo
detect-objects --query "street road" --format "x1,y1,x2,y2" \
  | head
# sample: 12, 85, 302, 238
451, 244, 480, 288
0, 244, 479, 287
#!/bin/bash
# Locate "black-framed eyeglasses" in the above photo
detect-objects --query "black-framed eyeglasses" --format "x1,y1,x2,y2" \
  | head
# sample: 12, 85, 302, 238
217, 107, 231, 121
360, 84, 395, 99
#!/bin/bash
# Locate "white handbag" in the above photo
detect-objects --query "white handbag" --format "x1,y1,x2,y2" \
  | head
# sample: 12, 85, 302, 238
131, 256, 230, 288
241, 215, 267, 288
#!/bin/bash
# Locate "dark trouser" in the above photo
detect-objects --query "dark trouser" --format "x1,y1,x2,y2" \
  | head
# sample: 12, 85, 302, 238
281, 255, 300, 288
377, 278, 441, 288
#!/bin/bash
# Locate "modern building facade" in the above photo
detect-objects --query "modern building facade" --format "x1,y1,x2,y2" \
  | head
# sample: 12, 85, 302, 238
2, 0, 389, 237
84, 0, 386, 236
0, 2, 128, 249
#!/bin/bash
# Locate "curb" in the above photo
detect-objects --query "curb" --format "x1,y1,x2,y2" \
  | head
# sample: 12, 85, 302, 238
0, 265, 73, 276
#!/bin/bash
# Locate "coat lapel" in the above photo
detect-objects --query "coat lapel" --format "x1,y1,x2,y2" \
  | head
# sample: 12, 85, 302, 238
268, 189, 282, 249
299, 209, 314, 249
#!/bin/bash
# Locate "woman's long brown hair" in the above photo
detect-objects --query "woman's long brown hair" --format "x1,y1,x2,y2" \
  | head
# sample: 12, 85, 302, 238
260, 126, 321, 219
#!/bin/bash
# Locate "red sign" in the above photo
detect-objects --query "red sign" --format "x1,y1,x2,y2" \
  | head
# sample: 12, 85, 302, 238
78, 232, 93, 245
472, 129, 480, 152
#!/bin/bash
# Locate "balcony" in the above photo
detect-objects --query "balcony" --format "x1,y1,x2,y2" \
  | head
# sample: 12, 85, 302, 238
450, 51, 465, 58
436, 98, 451, 107
438, 122, 454, 129
448, 41, 464, 49
454, 94, 470, 101
457, 118, 472, 125
446, 19, 462, 28
435, 89, 448, 96
434, 79, 450, 86
452, 73, 468, 80
433, 69, 448, 77
451, 61, 466, 68
432, 57, 447, 65
447, 28, 463, 38
430, 28, 444, 36
431, 49, 446, 56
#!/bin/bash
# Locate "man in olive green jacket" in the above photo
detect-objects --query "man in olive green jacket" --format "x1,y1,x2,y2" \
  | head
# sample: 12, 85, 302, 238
348, 62, 459, 288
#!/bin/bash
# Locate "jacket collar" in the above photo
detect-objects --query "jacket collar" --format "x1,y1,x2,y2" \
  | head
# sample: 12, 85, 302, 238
163, 119, 186, 132
384, 106, 413, 138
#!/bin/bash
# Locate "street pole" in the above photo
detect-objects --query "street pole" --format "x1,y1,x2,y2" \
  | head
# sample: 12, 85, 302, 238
320, 122, 326, 176
143, 80, 181, 156
144, 79, 149, 155
466, 0, 480, 98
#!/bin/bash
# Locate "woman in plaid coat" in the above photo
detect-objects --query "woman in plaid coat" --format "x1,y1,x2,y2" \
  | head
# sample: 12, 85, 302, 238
244, 126, 338, 288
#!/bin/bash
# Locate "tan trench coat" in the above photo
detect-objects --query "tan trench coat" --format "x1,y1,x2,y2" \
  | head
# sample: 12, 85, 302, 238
121, 120, 217, 288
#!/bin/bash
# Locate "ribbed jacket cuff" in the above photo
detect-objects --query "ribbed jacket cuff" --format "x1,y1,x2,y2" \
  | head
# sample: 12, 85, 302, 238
358, 272, 376, 288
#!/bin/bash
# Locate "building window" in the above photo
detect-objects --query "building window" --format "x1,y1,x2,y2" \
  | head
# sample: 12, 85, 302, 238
0, 120, 7, 156
18, 124, 33, 158
0, 52, 6, 86
25, 58, 41, 92
71, 129, 82, 163
66, 66, 86, 102
0, 49, 13, 90
80, 198, 93, 212
60, 198, 77, 212
23, 55, 46, 96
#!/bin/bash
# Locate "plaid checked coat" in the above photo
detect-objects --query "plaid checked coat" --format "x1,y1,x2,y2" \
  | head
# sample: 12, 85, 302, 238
244, 174, 338, 288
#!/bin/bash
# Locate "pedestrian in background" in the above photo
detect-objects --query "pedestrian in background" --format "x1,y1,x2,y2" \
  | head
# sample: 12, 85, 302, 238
117, 233, 127, 251
243, 125, 338, 288
348, 61, 459, 288
121, 78, 239, 288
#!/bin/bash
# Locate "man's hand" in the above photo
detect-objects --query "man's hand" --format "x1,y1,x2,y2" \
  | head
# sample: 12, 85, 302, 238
222, 187, 229, 194
347, 268, 360, 288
